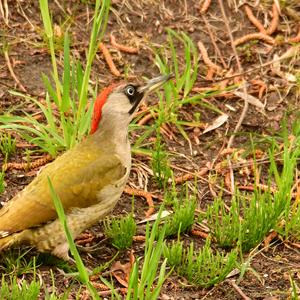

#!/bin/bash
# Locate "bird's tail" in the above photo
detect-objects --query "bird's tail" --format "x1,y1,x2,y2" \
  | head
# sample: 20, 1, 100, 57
0, 231, 26, 251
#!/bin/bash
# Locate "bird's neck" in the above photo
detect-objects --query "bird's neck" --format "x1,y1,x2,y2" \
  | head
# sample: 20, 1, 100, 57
90, 114, 131, 167
94, 113, 130, 144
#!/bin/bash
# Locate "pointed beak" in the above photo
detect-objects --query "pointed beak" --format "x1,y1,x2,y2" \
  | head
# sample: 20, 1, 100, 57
138, 74, 174, 94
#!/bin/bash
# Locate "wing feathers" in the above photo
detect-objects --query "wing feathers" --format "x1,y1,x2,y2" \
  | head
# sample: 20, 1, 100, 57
0, 150, 125, 237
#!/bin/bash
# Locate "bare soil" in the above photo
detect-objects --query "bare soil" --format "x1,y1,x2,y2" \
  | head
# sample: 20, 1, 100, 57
0, 0, 300, 299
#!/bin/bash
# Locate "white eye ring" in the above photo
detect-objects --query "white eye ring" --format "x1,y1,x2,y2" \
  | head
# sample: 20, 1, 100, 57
126, 86, 135, 96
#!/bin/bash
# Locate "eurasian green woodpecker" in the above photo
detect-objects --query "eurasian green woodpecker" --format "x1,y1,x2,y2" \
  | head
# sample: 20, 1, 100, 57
0, 74, 171, 260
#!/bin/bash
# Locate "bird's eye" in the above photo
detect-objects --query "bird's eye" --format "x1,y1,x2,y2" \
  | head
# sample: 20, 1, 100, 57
126, 86, 135, 96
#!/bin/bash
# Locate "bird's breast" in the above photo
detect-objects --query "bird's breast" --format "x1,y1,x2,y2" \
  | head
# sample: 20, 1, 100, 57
115, 138, 132, 169
96, 166, 130, 204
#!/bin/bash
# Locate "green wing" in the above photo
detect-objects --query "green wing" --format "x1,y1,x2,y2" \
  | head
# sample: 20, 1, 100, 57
0, 150, 126, 236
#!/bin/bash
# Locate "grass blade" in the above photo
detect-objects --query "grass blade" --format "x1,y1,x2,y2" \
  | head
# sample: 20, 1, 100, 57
47, 178, 99, 300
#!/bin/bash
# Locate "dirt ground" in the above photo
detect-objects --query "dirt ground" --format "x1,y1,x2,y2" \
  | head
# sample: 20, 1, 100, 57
0, 0, 300, 299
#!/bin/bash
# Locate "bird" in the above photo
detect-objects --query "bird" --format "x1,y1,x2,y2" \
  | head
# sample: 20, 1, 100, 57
0, 74, 172, 260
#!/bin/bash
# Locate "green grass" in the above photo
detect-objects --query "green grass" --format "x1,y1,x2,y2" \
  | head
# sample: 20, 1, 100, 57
204, 195, 241, 249
239, 189, 280, 251
154, 29, 226, 133
0, 131, 16, 159
131, 29, 220, 154
278, 201, 300, 241
49, 178, 169, 299
125, 208, 170, 300
165, 192, 196, 237
151, 128, 172, 189
0, 0, 110, 156
0, 275, 40, 300
0, 170, 5, 193
104, 214, 137, 250
0, 267, 71, 300
271, 122, 300, 241
164, 238, 237, 288
202, 122, 300, 252
162, 238, 183, 268
205, 188, 282, 252
0, 256, 41, 300
155, 29, 199, 115
130, 28, 233, 169
48, 178, 99, 300
102, 213, 171, 300
153, 29, 200, 150
39, 0, 61, 104
290, 274, 299, 300
0, 249, 38, 277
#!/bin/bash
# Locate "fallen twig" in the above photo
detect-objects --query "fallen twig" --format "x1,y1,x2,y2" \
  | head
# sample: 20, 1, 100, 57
263, 231, 278, 250
161, 123, 176, 140
288, 242, 300, 250
98, 288, 127, 297
210, 47, 299, 83
219, 68, 233, 90
224, 171, 233, 192
110, 34, 138, 54
3, 154, 52, 172
76, 235, 95, 246
133, 235, 146, 242
289, 28, 300, 43
251, 79, 267, 99
201, 15, 227, 68
230, 280, 251, 300
4, 50, 27, 92
98, 42, 121, 77
91, 282, 109, 290
206, 67, 215, 80
218, 0, 249, 150
197, 41, 222, 73
234, 32, 275, 46
16, 142, 36, 148
199, 0, 212, 14
124, 187, 155, 217
137, 112, 158, 126
219, 147, 242, 157
266, 3, 279, 35
173, 167, 209, 185
244, 5, 266, 34
82, 286, 127, 298
0, 0, 9, 26
238, 184, 277, 194
191, 229, 209, 239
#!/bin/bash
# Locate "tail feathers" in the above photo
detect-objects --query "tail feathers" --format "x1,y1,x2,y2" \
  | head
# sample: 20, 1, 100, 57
0, 231, 25, 251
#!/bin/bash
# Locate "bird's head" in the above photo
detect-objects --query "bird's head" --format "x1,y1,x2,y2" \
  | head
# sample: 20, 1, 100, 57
90, 74, 172, 134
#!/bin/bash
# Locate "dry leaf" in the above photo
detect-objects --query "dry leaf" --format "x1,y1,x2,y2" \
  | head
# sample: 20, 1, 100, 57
272, 54, 281, 74
226, 268, 240, 278
111, 260, 132, 288
202, 114, 228, 134
233, 91, 265, 109
225, 104, 236, 112
274, 0, 281, 14
278, 45, 299, 60
271, 55, 297, 82
283, 73, 297, 82
138, 210, 172, 224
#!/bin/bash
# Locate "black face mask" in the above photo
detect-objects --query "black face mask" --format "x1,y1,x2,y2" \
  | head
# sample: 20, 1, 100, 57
124, 85, 144, 115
